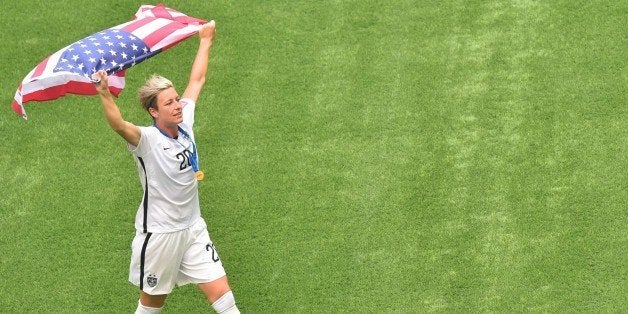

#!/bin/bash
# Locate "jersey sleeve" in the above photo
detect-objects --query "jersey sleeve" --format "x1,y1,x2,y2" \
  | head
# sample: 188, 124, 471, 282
181, 98, 196, 129
127, 126, 154, 157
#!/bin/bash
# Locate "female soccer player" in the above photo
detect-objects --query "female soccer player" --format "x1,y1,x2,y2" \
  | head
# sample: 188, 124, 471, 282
93, 21, 239, 314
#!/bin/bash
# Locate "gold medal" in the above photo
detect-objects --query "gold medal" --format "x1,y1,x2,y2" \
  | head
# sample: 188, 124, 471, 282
195, 170, 205, 181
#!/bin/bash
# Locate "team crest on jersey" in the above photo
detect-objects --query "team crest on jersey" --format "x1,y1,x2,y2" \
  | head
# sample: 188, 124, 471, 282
146, 274, 158, 288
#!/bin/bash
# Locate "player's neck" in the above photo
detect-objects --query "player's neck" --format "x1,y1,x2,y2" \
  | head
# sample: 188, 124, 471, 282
154, 121, 179, 139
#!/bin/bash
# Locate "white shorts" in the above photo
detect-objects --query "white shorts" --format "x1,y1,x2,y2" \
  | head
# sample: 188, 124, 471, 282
128, 218, 226, 295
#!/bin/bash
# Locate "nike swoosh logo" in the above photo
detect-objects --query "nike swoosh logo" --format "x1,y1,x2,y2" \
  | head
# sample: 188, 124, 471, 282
163, 147, 171, 150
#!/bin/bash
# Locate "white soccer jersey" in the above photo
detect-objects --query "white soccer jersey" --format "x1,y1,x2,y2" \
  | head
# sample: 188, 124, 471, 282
128, 99, 201, 233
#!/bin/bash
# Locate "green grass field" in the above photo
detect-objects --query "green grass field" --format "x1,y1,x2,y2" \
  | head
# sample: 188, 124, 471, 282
1, 0, 626, 312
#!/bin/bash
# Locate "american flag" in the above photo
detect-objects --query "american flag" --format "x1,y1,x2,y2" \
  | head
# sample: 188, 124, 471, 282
12, 4, 206, 119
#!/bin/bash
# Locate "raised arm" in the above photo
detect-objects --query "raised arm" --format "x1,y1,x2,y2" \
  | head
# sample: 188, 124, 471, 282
182, 20, 216, 103
94, 70, 141, 147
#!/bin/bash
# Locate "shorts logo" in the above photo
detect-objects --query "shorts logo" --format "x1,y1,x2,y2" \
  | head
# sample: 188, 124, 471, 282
146, 274, 158, 288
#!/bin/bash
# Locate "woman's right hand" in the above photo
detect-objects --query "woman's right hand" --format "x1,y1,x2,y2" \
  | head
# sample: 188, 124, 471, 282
92, 70, 110, 95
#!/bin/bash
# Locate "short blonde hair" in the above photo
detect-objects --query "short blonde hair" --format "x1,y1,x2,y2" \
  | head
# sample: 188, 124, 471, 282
138, 74, 174, 112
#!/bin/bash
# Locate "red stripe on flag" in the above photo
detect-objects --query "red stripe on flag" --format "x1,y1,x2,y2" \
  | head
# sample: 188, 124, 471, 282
151, 5, 205, 24
121, 17, 157, 33
32, 57, 50, 79
142, 22, 187, 48
12, 99, 24, 116
171, 15, 205, 25
22, 82, 96, 102
21, 81, 122, 104
109, 85, 123, 96
149, 5, 172, 19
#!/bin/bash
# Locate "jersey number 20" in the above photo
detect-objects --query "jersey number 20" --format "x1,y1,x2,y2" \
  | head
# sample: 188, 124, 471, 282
175, 149, 193, 171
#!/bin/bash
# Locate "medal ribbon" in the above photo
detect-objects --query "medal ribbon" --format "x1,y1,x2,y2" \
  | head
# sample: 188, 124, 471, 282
154, 124, 204, 180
